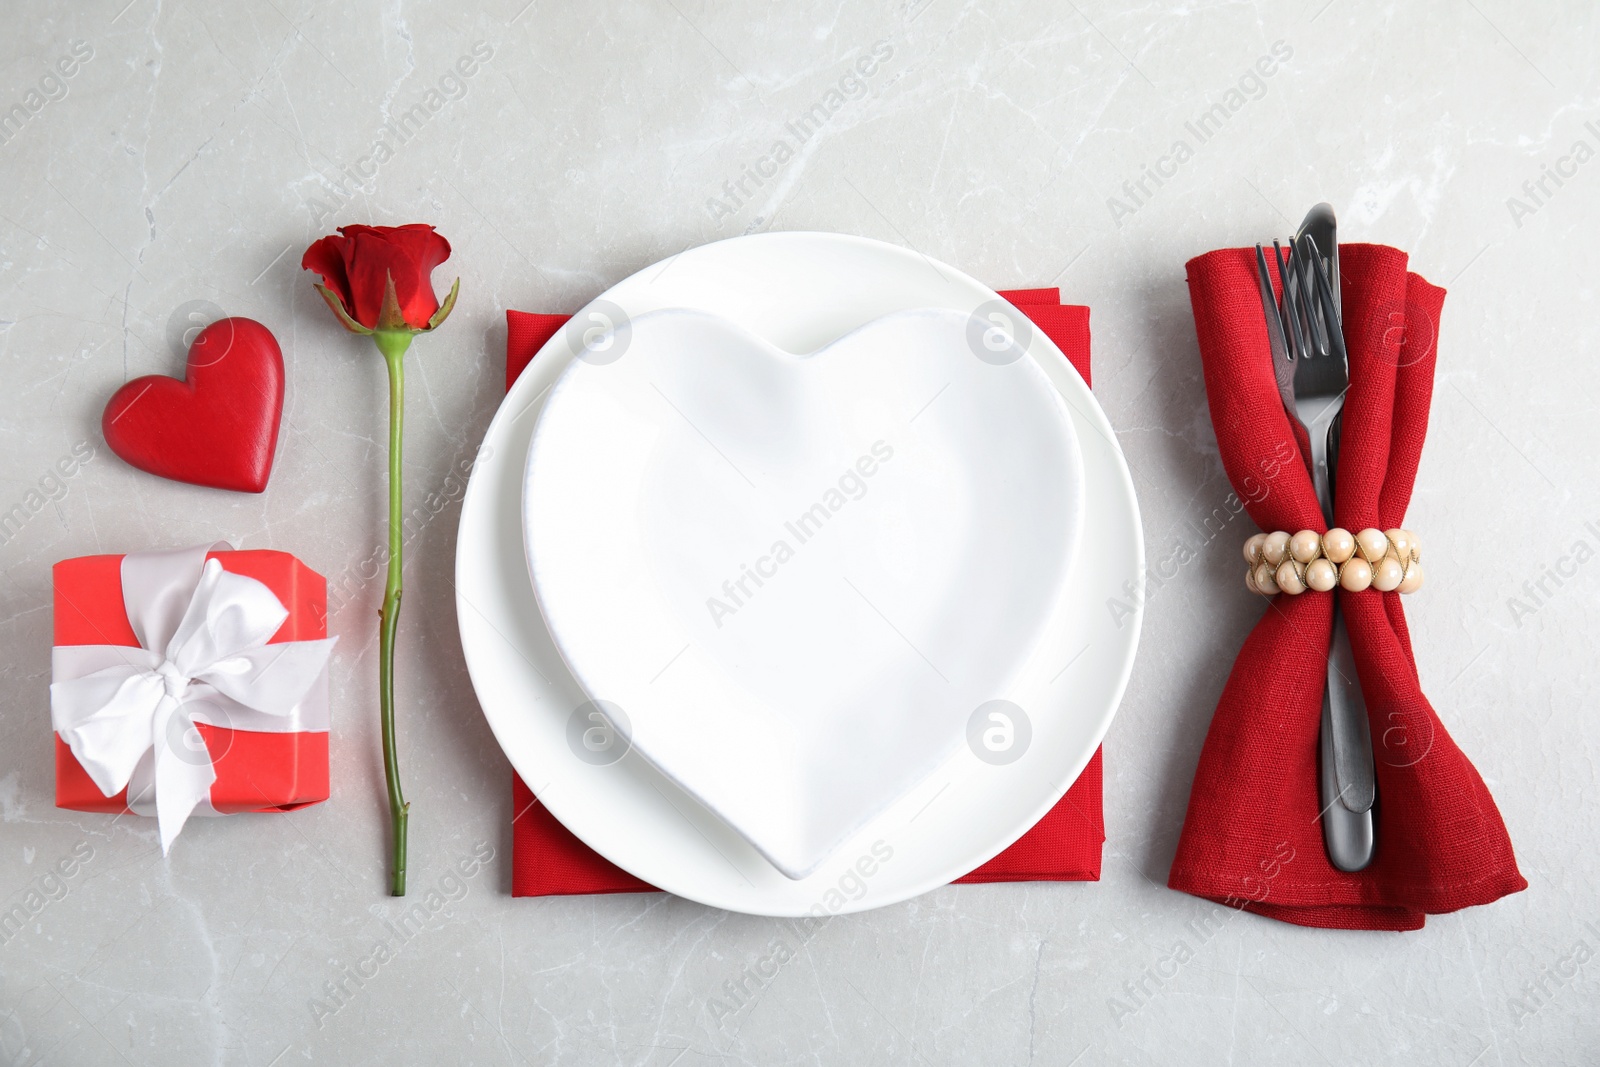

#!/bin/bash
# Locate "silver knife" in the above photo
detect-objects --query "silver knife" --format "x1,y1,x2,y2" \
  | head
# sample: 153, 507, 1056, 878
1292, 219, 1376, 873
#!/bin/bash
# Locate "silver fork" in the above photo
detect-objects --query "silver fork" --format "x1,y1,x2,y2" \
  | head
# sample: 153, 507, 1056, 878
1276, 228, 1377, 872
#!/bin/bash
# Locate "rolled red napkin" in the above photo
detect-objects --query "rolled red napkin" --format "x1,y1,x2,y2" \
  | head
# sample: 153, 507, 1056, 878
504, 288, 1105, 896
1170, 243, 1526, 930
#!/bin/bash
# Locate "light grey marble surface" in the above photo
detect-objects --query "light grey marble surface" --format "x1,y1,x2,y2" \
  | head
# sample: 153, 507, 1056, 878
2, 1, 1596, 1063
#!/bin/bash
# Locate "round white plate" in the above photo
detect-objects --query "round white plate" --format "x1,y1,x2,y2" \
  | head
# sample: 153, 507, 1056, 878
522, 306, 1084, 881
457, 232, 1143, 915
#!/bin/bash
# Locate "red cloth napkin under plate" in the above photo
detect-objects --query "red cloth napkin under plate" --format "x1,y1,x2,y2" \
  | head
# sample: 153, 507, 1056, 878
1169, 243, 1525, 930
503, 288, 1105, 896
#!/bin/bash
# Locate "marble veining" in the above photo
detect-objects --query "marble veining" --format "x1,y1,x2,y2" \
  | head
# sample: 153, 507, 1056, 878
1, 1, 1596, 1063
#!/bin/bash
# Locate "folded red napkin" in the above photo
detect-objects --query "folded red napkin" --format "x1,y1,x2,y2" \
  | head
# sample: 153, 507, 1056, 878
1170, 243, 1526, 930
504, 288, 1105, 896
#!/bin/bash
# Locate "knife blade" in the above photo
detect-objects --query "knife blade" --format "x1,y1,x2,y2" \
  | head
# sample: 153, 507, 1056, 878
1292, 209, 1377, 872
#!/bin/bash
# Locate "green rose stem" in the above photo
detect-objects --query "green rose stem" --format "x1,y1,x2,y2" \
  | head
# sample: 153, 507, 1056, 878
310, 261, 457, 898
374, 327, 412, 897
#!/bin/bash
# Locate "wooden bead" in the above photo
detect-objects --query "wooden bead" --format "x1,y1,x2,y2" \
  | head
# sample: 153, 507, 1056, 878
1242, 527, 1427, 596
1305, 557, 1339, 592
1262, 531, 1291, 567
1323, 527, 1355, 564
1355, 528, 1389, 564
1290, 530, 1321, 564
1340, 557, 1373, 592
1254, 562, 1281, 595
1372, 556, 1404, 592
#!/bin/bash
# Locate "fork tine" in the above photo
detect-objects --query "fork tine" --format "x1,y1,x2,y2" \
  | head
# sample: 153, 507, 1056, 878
1272, 239, 1306, 362
1295, 235, 1330, 357
1307, 243, 1347, 364
1255, 244, 1287, 340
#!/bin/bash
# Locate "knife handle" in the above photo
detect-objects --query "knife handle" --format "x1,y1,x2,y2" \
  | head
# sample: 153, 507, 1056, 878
1318, 670, 1375, 872
1327, 604, 1376, 812
1312, 411, 1374, 871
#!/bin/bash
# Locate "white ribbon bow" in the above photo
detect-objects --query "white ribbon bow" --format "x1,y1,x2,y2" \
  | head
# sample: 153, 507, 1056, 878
50, 544, 336, 853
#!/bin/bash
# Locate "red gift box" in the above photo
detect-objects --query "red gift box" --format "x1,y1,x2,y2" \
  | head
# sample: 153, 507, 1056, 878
53, 550, 330, 815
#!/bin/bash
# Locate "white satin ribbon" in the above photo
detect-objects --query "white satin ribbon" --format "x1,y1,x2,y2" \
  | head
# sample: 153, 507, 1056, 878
50, 544, 336, 853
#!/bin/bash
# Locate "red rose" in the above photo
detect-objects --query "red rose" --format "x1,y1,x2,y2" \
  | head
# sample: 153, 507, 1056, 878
299, 220, 463, 895
302, 224, 456, 333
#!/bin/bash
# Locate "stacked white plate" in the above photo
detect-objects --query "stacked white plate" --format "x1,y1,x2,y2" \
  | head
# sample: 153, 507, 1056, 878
456, 232, 1142, 915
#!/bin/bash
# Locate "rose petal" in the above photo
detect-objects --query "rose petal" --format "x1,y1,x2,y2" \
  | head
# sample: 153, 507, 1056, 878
340, 231, 398, 330
377, 226, 452, 328
304, 225, 454, 332
300, 236, 357, 321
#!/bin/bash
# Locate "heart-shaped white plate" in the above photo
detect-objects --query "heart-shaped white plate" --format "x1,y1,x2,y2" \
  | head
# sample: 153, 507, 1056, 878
523, 307, 1083, 879
458, 230, 1143, 916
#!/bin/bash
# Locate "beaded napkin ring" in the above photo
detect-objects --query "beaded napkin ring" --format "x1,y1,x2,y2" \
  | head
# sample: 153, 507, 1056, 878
1244, 527, 1424, 596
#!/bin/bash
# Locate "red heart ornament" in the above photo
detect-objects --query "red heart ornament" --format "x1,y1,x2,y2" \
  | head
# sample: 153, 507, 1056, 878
102, 317, 285, 493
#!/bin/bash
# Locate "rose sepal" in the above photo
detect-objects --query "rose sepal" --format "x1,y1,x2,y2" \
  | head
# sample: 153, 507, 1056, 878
314, 284, 373, 335
424, 278, 460, 332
